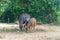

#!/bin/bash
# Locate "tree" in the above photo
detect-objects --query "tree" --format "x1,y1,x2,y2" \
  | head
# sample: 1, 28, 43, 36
0, 0, 60, 23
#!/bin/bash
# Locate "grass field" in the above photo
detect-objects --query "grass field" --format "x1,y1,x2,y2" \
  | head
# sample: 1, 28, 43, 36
0, 24, 60, 40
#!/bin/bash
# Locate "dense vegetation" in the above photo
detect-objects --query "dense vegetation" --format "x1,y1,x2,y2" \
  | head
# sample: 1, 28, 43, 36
0, 0, 60, 24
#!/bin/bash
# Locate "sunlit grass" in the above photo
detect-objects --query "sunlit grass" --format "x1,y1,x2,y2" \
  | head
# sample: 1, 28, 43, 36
0, 26, 60, 33
0, 28, 24, 33
0, 28, 34, 33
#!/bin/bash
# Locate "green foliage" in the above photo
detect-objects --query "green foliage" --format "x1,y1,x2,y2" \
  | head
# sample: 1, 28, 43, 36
0, 0, 11, 16
0, 0, 60, 23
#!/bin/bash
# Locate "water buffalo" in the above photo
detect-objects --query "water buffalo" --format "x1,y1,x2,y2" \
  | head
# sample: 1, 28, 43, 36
24, 18, 36, 32
19, 13, 30, 30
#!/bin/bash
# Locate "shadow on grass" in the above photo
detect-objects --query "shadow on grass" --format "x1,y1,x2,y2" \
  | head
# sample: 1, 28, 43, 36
23, 28, 48, 33
0, 28, 47, 33
0, 28, 26, 33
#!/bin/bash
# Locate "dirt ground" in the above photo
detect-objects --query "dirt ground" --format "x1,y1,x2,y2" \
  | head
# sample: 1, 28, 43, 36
0, 24, 60, 40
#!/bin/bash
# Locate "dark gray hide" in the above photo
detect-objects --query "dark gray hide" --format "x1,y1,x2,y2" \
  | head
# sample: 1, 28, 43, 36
19, 13, 30, 30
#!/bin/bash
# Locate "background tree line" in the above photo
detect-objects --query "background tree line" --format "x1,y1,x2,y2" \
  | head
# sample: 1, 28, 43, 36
0, 0, 60, 24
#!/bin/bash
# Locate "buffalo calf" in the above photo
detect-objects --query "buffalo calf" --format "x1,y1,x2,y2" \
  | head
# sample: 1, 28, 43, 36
25, 18, 36, 31
29, 18, 36, 30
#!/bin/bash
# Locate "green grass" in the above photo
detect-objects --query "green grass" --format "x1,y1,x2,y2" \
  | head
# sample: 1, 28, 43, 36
48, 27, 56, 31
0, 26, 59, 33
0, 28, 24, 33
0, 28, 35, 33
